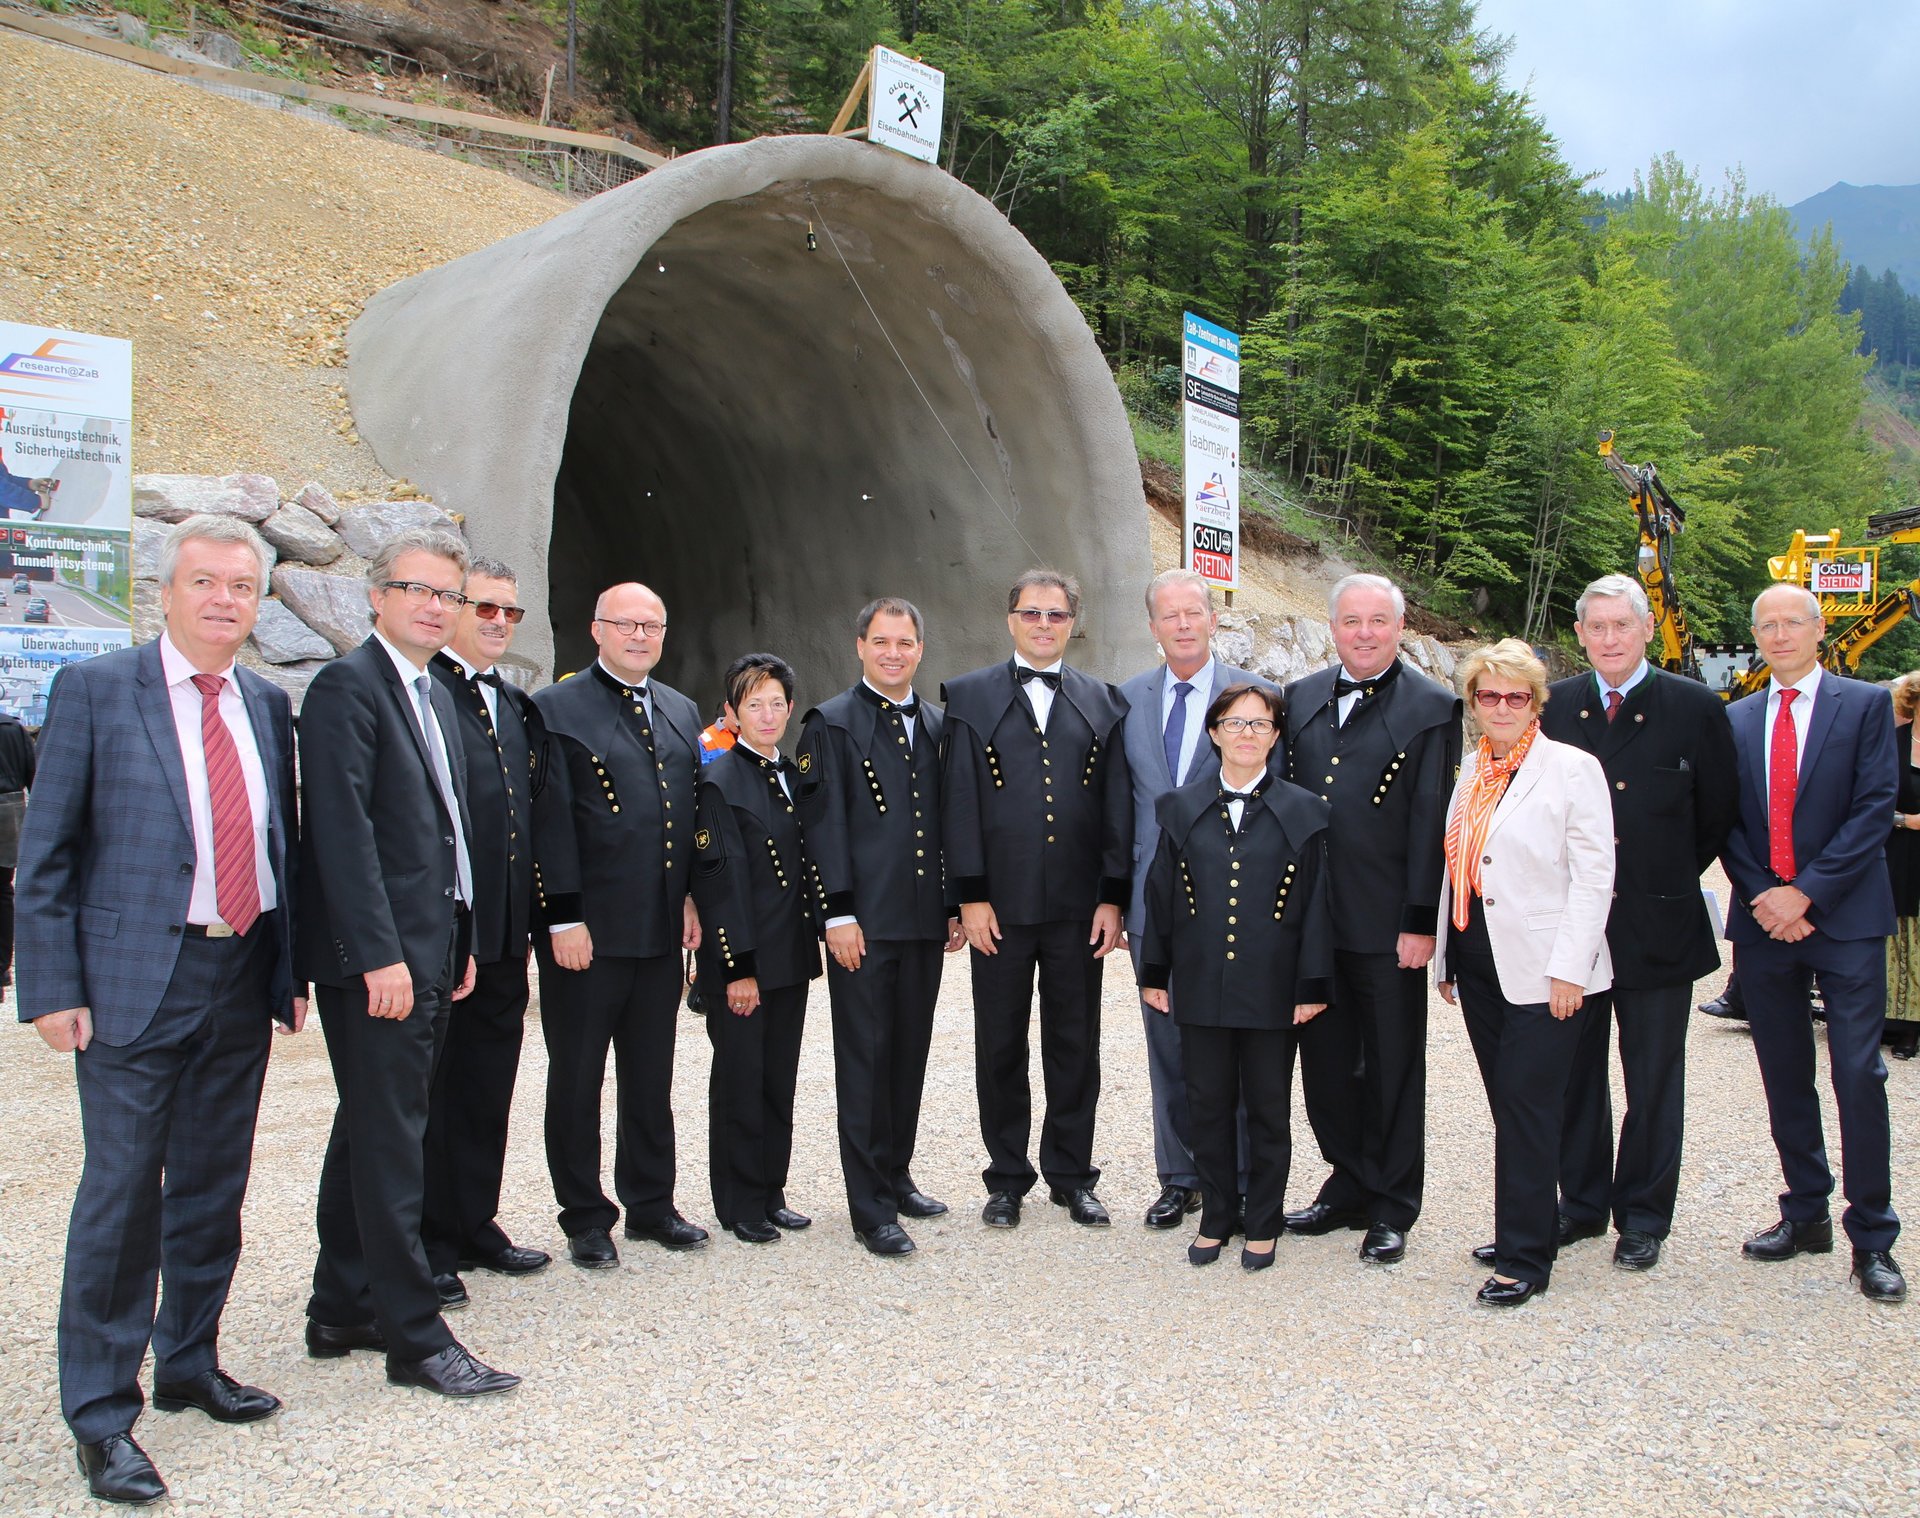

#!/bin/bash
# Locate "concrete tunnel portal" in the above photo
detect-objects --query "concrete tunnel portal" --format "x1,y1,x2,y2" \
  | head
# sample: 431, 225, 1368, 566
347, 134, 1154, 707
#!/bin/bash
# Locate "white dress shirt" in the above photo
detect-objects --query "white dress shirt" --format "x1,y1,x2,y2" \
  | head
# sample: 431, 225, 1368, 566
444, 646, 499, 729
1763, 663, 1823, 780
1221, 772, 1259, 832
1013, 652, 1061, 729
160, 633, 275, 925
601, 658, 651, 724
1335, 662, 1390, 726
372, 629, 471, 905
1160, 658, 1214, 786
1594, 659, 1650, 709
864, 678, 917, 747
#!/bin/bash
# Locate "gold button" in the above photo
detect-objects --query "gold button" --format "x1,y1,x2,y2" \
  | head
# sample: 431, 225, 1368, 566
1228, 897, 1237, 906
1047, 835, 1055, 843
1331, 757, 1340, 765
1227, 916, 1237, 925
1226, 951, 1235, 960
1227, 934, 1236, 943
1615, 781, 1626, 791
612, 805, 621, 813
1324, 775, 1334, 784
916, 849, 925, 857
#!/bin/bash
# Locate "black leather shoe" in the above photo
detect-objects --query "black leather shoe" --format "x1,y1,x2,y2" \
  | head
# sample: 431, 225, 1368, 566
1283, 1202, 1368, 1235
76, 1433, 167, 1504
152, 1367, 282, 1423
769, 1206, 812, 1230
435, 1273, 469, 1310
460, 1243, 551, 1275
567, 1227, 620, 1269
1853, 1249, 1908, 1303
1145, 1184, 1201, 1229
725, 1219, 781, 1243
1614, 1230, 1661, 1271
982, 1191, 1021, 1228
1360, 1222, 1406, 1264
1742, 1216, 1834, 1260
856, 1222, 916, 1256
305, 1318, 386, 1358
1476, 1275, 1545, 1307
1470, 1241, 1497, 1264
898, 1188, 949, 1218
1241, 1244, 1277, 1272
1557, 1212, 1608, 1248
1697, 994, 1746, 1021
1049, 1187, 1111, 1226
386, 1343, 520, 1396
624, 1211, 711, 1251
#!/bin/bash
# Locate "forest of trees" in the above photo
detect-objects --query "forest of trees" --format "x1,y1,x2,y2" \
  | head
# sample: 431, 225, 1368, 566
581, 0, 1908, 647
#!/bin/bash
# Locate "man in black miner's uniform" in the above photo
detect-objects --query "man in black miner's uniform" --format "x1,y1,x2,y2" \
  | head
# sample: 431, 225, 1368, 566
1282, 572, 1462, 1265
797, 598, 965, 1257
421, 557, 553, 1308
942, 569, 1132, 1229
693, 653, 822, 1244
531, 582, 710, 1269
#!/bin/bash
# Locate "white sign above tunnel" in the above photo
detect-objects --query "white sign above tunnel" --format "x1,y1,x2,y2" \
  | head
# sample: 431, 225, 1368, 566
869, 47, 946, 165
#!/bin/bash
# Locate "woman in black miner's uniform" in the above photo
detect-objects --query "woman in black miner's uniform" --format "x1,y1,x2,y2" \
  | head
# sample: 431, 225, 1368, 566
693, 652, 824, 1244
1138, 683, 1333, 1272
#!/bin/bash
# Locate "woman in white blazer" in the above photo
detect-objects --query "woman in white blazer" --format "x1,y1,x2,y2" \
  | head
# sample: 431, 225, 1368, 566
1437, 639, 1614, 1307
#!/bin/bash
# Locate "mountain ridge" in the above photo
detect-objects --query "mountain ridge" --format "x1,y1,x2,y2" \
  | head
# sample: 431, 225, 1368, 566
1790, 180, 1920, 292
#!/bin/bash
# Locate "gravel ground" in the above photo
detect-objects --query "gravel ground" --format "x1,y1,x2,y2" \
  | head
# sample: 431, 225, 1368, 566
1, 869, 1915, 1516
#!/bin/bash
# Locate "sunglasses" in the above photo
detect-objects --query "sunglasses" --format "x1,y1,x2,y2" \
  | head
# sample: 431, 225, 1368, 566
1013, 607, 1073, 625
1472, 689, 1533, 710
471, 600, 526, 624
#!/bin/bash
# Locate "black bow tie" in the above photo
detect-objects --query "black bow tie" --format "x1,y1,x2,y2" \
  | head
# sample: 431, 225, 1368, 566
1333, 674, 1374, 699
471, 668, 503, 689
1016, 666, 1062, 690
856, 684, 918, 716
1216, 786, 1263, 808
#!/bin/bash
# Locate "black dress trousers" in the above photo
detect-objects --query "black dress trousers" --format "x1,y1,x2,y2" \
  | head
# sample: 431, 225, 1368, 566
830, 938, 944, 1233
705, 982, 808, 1226
971, 920, 1104, 1197
536, 947, 685, 1237
1180, 1022, 1298, 1241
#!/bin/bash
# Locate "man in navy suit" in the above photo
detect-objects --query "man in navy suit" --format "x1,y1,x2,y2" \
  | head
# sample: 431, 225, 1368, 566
1120, 568, 1270, 1229
18, 516, 301, 1505
1723, 583, 1905, 1302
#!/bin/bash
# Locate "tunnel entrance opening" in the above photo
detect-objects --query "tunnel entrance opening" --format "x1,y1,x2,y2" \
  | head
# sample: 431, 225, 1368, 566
349, 137, 1153, 700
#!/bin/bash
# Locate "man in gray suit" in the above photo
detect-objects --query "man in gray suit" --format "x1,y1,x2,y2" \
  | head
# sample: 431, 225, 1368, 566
18, 516, 302, 1505
1120, 568, 1272, 1228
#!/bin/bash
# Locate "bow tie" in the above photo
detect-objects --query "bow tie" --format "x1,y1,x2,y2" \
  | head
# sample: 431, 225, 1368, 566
470, 668, 503, 689
1216, 786, 1263, 808
1016, 666, 1062, 690
1333, 674, 1375, 700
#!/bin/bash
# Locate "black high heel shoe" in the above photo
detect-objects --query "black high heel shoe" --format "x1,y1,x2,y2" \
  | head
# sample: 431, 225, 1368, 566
1240, 1244, 1276, 1272
1476, 1274, 1545, 1307
1187, 1237, 1223, 1267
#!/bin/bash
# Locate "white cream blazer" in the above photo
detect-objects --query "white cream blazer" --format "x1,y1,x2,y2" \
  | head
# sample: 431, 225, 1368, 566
1435, 730, 1615, 1005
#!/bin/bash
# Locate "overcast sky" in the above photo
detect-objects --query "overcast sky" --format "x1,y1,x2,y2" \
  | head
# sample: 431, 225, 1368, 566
1471, 0, 1920, 206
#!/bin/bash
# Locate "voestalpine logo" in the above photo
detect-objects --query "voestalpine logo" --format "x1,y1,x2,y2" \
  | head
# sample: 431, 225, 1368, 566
0, 338, 103, 388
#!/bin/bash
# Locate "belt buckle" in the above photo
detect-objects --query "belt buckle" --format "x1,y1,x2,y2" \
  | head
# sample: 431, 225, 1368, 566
205, 922, 236, 939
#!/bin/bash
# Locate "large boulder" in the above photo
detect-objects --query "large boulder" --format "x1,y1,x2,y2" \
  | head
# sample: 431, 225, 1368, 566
335, 501, 459, 560
272, 566, 370, 654
132, 519, 169, 580
133, 472, 279, 524
291, 480, 342, 525
251, 597, 337, 664
260, 502, 344, 565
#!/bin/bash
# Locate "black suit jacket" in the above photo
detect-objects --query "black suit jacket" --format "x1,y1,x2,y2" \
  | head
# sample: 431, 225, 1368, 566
430, 654, 540, 965
940, 660, 1132, 926
1539, 666, 1736, 988
1138, 774, 1334, 1026
298, 637, 472, 988
532, 664, 701, 957
1282, 659, 1461, 952
693, 745, 824, 991
794, 684, 949, 942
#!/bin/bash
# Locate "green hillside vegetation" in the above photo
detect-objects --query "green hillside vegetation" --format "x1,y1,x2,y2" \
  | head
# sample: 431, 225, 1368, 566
1790, 181, 1920, 295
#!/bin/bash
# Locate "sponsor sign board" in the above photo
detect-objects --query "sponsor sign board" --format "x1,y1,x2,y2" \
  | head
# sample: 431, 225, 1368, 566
869, 47, 945, 164
1182, 311, 1240, 590
1809, 557, 1872, 598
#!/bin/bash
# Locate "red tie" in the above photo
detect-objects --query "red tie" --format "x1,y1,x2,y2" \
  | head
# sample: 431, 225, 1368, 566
191, 673, 261, 936
1768, 687, 1799, 881
1605, 690, 1622, 723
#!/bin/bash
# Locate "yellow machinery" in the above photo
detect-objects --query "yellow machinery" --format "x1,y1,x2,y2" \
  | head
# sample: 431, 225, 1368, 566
1597, 430, 1699, 677
1599, 434, 1920, 698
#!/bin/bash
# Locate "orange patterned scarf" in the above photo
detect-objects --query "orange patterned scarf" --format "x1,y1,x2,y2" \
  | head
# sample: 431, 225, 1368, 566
1444, 719, 1541, 931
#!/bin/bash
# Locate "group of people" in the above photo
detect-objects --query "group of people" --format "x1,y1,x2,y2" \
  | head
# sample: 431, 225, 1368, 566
14, 515, 1908, 1506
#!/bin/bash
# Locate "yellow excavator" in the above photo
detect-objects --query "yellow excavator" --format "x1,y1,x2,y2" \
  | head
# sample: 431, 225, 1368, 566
1598, 432, 1920, 698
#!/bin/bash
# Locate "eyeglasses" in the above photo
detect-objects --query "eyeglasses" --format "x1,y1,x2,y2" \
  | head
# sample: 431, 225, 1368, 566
1754, 617, 1817, 637
1213, 717, 1276, 735
1013, 607, 1073, 625
380, 580, 468, 608
736, 696, 790, 717
471, 600, 526, 624
595, 617, 667, 638
1472, 689, 1534, 710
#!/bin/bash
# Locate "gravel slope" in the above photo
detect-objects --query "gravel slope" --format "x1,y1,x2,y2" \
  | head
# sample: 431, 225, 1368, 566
1, 867, 1915, 1516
